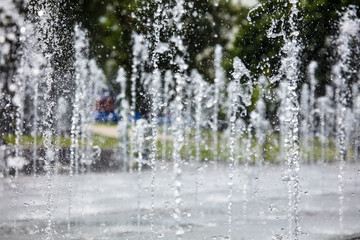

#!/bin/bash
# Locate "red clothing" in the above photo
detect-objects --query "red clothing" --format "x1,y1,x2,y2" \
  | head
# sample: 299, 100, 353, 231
95, 97, 114, 112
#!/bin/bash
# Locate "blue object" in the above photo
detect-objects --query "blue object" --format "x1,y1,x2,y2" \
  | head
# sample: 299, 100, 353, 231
93, 111, 119, 123
133, 112, 142, 121
157, 115, 172, 125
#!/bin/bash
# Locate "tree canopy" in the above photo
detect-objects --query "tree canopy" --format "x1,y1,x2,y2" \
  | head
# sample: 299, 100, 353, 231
71, 0, 248, 87
1, 0, 360, 116
228, 0, 360, 95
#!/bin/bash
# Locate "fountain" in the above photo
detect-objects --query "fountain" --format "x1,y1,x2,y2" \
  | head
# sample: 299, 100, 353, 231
1, 1, 360, 240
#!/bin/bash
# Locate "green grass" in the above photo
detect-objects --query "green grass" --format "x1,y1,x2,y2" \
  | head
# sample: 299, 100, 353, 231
3, 134, 119, 149
3, 134, 70, 147
2, 130, 347, 164
92, 134, 119, 148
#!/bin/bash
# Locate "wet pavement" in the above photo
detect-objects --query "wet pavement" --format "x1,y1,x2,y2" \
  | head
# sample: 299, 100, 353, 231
0, 162, 359, 240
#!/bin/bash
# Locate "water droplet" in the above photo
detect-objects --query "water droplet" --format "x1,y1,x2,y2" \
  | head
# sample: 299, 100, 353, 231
176, 228, 185, 235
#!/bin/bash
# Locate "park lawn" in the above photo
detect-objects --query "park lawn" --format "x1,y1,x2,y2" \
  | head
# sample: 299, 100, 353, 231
2, 134, 119, 149
2, 130, 344, 163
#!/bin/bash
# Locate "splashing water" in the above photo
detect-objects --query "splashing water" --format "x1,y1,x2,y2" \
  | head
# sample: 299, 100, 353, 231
1, 1, 360, 240
267, 0, 303, 238
192, 70, 208, 204
116, 67, 129, 172
332, 5, 360, 234
212, 45, 225, 165
227, 57, 252, 240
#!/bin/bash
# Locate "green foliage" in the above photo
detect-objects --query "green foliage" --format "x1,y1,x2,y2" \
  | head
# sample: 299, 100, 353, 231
300, 0, 360, 91
72, 0, 249, 87
182, 0, 249, 79
227, 0, 360, 95
73, 0, 139, 85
